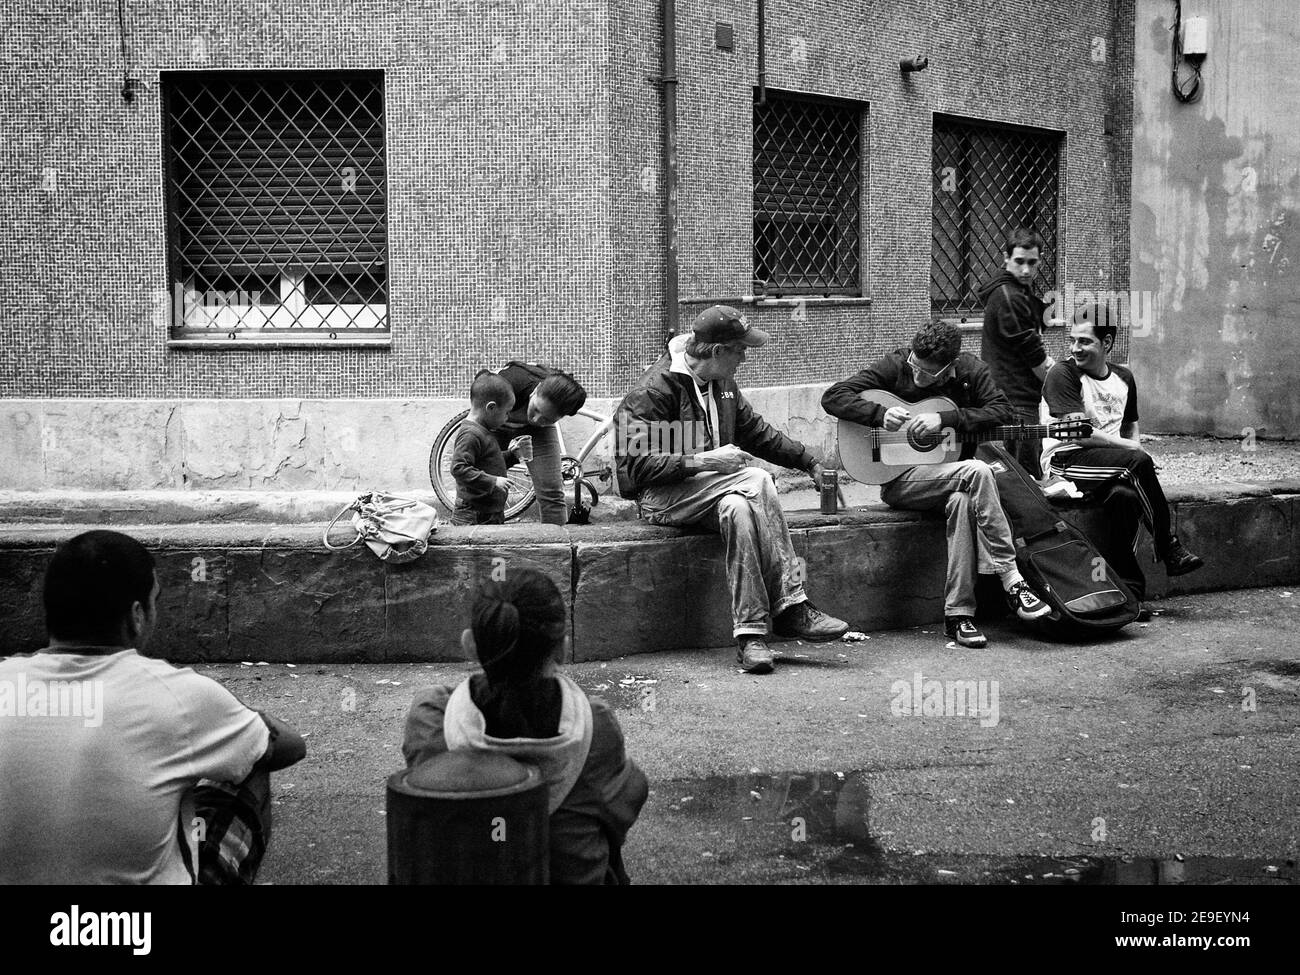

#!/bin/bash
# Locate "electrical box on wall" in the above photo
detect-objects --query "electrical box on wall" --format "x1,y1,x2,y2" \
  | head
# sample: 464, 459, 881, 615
1183, 15, 1208, 56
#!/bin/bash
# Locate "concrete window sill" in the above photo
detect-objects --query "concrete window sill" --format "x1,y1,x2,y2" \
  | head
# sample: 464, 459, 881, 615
753, 296, 873, 308
167, 337, 392, 350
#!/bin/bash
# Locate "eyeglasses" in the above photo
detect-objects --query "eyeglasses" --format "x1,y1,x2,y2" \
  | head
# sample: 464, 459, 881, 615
907, 353, 956, 382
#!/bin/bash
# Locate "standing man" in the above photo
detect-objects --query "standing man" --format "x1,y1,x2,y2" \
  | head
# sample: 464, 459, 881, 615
979, 227, 1056, 478
615, 306, 850, 675
0, 530, 305, 884
823, 320, 1051, 648
1040, 312, 1204, 607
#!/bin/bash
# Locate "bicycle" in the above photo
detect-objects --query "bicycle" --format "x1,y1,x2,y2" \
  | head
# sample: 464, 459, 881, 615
429, 407, 616, 523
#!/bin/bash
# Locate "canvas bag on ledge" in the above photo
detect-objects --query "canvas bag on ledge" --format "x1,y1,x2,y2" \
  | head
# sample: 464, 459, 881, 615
323, 492, 441, 564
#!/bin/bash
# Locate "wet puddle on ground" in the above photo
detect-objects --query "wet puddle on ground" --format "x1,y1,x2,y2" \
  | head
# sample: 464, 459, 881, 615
649, 769, 1297, 884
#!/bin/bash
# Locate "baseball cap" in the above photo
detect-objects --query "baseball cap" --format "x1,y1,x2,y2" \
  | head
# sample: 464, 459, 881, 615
691, 305, 769, 347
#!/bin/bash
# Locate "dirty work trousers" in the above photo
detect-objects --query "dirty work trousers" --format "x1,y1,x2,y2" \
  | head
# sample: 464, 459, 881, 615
637, 468, 807, 638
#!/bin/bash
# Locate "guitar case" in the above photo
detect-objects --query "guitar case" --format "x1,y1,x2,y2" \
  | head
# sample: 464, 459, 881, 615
974, 443, 1140, 636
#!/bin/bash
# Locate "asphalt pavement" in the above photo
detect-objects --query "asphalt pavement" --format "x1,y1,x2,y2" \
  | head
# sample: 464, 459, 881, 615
213, 586, 1300, 885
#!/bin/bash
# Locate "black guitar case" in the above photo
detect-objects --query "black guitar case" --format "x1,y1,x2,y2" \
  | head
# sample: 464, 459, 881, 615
974, 443, 1140, 635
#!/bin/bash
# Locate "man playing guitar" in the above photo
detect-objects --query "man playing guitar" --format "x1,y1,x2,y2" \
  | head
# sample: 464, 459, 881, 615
822, 320, 1051, 647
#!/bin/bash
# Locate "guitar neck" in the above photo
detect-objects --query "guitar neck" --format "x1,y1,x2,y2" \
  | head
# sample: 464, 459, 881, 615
964, 424, 1053, 443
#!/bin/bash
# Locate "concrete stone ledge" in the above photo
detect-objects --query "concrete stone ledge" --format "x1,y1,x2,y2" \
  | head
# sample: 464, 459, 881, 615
2, 481, 1297, 664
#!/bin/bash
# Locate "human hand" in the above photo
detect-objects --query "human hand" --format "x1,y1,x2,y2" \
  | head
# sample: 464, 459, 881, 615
909, 412, 943, 438
494, 476, 512, 494
883, 406, 912, 431
694, 444, 754, 474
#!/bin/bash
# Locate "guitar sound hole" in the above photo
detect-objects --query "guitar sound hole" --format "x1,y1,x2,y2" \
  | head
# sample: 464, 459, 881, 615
908, 429, 941, 453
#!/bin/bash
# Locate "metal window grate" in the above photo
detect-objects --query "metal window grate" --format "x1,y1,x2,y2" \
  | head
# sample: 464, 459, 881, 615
162, 71, 388, 337
931, 115, 1060, 315
754, 93, 862, 296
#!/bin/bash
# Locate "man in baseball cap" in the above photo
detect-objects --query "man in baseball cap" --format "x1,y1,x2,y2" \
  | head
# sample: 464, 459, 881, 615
691, 305, 770, 347
613, 306, 849, 675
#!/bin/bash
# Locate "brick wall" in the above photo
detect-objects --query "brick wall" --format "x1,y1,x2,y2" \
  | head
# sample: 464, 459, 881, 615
1, 0, 617, 398
1, 0, 1133, 404
661, 0, 1136, 384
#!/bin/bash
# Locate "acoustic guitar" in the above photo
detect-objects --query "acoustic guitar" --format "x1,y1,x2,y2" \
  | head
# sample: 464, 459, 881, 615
837, 390, 1092, 484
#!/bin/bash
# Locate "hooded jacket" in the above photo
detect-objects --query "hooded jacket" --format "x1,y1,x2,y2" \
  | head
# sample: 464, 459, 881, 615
402, 674, 648, 885
615, 334, 817, 498
821, 350, 1015, 462
978, 271, 1049, 409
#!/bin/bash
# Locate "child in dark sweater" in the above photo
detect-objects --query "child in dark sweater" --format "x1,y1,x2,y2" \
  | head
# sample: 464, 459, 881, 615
451, 371, 532, 524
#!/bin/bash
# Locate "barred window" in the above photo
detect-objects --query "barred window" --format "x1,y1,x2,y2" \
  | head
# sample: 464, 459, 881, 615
162, 71, 388, 341
754, 92, 863, 296
931, 114, 1060, 315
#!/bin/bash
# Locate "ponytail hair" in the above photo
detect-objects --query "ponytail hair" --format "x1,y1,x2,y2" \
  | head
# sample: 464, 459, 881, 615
469, 570, 567, 731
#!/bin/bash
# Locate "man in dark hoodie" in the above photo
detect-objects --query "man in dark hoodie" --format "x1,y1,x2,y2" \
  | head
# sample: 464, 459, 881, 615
979, 227, 1057, 478
614, 306, 849, 675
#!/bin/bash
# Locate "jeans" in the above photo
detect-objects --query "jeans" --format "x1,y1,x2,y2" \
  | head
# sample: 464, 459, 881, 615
880, 460, 1019, 618
637, 468, 807, 638
497, 423, 567, 526
1049, 445, 1175, 602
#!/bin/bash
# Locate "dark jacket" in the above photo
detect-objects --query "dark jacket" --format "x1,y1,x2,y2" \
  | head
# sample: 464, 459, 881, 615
450, 419, 517, 515
402, 680, 648, 886
979, 271, 1049, 408
821, 350, 1015, 461
496, 360, 553, 435
614, 335, 817, 498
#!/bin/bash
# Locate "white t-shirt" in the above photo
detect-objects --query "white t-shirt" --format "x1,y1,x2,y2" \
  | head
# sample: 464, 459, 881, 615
1039, 360, 1139, 470
0, 649, 270, 884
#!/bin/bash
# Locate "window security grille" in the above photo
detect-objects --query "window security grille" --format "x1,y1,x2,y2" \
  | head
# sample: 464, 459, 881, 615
163, 71, 388, 339
931, 115, 1060, 315
753, 94, 862, 296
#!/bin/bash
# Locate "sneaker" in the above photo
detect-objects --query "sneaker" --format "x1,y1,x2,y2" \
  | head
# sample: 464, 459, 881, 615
736, 637, 775, 674
1135, 603, 1153, 623
772, 600, 850, 642
944, 616, 987, 648
1162, 538, 1204, 577
1006, 580, 1051, 621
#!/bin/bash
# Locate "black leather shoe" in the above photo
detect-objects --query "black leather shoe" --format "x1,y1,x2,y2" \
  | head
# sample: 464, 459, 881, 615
772, 601, 850, 642
1162, 538, 1204, 577
736, 637, 775, 674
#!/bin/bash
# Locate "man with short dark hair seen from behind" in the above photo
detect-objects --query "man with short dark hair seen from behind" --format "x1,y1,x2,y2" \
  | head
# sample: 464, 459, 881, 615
980, 227, 1057, 478
0, 529, 305, 884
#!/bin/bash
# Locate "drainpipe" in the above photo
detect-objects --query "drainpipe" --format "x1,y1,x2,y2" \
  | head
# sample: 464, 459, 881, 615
663, 0, 680, 340
756, 0, 766, 105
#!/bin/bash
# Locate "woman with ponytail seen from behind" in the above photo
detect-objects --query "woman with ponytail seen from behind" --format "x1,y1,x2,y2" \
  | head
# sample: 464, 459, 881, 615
401, 568, 648, 884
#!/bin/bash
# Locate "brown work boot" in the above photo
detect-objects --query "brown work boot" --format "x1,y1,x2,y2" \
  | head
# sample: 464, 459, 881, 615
736, 637, 775, 675
772, 600, 850, 642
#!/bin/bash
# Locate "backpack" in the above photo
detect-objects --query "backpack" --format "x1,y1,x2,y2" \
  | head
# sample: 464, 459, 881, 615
974, 443, 1139, 635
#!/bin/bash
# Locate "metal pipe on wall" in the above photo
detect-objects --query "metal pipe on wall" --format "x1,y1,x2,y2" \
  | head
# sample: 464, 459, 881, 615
662, 0, 680, 339
756, 0, 766, 105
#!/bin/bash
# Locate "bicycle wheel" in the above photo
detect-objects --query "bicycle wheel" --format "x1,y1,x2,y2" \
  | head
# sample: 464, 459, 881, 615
429, 411, 537, 521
